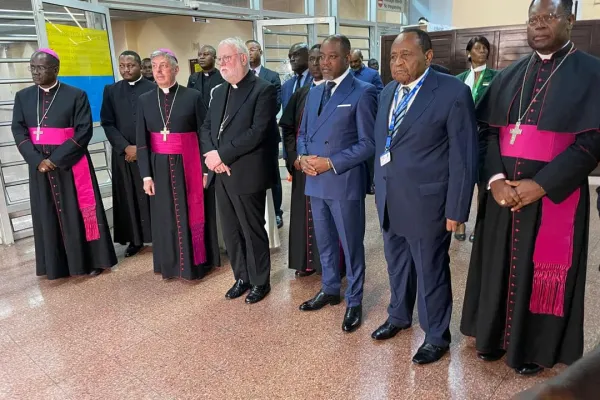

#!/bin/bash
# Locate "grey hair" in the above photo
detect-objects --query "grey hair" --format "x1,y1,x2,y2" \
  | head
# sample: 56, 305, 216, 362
218, 37, 250, 69
150, 50, 178, 68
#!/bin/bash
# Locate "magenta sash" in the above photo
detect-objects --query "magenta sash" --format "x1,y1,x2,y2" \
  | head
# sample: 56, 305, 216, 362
499, 124, 579, 317
29, 127, 100, 241
150, 132, 206, 265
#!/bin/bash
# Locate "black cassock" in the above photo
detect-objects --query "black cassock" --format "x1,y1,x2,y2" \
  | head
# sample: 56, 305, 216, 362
280, 86, 322, 273
461, 45, 600, 368
187, 70, 225, 270
12, 82, 117, 279
101, 77, 154, 246
137, 83, 216, 279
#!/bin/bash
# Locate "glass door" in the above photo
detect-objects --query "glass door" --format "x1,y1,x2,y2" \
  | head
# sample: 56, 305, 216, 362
0, 0, 117, 244
255, 17, 336, 84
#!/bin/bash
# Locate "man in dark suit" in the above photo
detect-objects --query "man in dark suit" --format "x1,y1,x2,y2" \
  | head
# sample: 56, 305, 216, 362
246, 39, 284, 228
281, 43, 312, 111
297, 35, 377, 333
350, 49, 384, 94
371, 29, 478, 364
201, 37, 278, 304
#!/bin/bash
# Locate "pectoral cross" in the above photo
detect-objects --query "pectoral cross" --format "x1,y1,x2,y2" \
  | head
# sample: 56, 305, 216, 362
161, 126, 170, 142
35, 126, 43, 141
509, 122, 522, 145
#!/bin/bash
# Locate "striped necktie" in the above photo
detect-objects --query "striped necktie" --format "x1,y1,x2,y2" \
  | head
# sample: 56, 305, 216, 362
392, 86, 411, 137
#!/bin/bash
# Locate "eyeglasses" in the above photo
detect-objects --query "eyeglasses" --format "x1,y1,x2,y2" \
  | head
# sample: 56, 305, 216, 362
527, 13, 566, 26
28, 65, 53, 72
216, 53, 241, 65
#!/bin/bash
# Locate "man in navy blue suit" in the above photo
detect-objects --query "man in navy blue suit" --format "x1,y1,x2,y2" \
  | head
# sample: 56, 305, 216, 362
281, 43, 313, 111
371, 29, 478, 363
350, 49, 384, 94
247, 39, 284, 228
297, 34, 377, 333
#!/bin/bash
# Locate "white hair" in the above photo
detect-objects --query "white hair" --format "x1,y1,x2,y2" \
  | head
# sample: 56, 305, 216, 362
218, 37, 250, 69
150, 50, 178, 68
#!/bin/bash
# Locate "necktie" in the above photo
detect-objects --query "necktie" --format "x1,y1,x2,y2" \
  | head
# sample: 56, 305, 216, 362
319, 81, 337, 115
294, 74, 303, 92
253, 69, 258, 76
392, 86, 411, 137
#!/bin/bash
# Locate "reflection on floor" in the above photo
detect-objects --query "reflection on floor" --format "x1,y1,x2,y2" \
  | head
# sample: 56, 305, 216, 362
1, 182, 599, 400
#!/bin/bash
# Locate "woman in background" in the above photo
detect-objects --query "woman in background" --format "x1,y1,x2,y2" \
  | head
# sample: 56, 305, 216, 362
454, 35, 497, 243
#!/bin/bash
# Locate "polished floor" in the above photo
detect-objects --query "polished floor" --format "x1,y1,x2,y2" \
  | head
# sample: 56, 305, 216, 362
1, 182, 600, 400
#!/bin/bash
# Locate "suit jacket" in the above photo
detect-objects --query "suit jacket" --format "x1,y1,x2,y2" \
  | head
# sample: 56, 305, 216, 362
430, 63, 451, 74
200, 70, 278, 195
257, 66, 282, 112
282, 71, 313, 111
374, 69, 478, 238
297, 73, 377, 201
352, 65, 384, 94
455, 67, 498, 104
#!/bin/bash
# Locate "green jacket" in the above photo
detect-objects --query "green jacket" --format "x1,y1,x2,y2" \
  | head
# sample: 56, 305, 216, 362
456, 68, 498, 105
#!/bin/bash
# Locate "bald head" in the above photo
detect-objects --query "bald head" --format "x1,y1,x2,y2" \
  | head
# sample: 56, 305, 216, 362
350, 49, 364, 71
288, 43, 309, 74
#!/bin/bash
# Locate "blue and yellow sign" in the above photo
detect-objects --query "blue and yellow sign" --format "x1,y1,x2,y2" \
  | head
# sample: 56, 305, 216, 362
46, 23, 115, 122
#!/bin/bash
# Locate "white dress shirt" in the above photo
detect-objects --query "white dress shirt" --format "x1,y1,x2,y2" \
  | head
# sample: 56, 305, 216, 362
252, 65, 262, 76
388, 68, 429, 126
327, 68, 351, 95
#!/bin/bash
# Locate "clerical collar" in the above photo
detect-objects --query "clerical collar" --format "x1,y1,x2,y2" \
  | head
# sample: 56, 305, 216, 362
230, 70, 253, 90
536, 41, 571, 61
471, 64, 487, 73
203, 69, 216, 77
161, 82, 178, 94
39, 80, 58, 93
128, 75, 143, 86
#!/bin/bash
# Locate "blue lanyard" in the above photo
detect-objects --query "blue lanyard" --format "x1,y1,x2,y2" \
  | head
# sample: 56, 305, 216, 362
385, 69, 429, 150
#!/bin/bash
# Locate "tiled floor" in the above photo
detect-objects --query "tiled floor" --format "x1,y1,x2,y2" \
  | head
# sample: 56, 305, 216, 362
1, 182, 600, 400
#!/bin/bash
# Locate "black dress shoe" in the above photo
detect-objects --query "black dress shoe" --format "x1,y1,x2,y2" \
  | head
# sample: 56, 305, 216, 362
276, 215, 283, 229
125, 244, 143, 257
225, 279, 251, 299
515, 363, 544, 376
342, 305, 362, 333
367, 184, 375, 195
454, 233, 466, 241
89, 268, 104, 277
469, 234, 475, 243
299, 290, 341, 311
477, 349, 506, 362
371, 320, 408, 340
245, 284, 271, 304
295, 269, 316, 277
412, 342, 449, 364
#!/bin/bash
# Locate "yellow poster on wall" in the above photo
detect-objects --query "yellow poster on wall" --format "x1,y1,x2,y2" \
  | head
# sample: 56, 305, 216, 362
45, 22, 113, 77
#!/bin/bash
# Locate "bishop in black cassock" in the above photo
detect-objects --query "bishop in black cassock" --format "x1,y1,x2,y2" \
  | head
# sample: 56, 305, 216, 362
461, 0, 600, 375
12, 49, 117, 279
137, 49, 210, 280
101, 51, 154, 257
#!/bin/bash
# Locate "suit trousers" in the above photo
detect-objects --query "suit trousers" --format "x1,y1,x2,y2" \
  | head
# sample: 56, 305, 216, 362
310, 197, 366, 307
215, 176, 271, 286
382, 208, 453, 347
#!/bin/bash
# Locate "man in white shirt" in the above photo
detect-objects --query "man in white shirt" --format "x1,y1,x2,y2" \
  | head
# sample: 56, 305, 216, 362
370, 28, 478, 365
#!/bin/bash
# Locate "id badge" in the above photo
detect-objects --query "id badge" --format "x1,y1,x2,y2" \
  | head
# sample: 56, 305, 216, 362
380, 151, 391, 166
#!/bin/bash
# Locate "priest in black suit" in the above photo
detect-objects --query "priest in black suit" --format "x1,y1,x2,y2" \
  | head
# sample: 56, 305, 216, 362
246, 39, 284, 228
137, 49, 211, 280
101, 50, 154, 257
12, 49, 117, 279
201, 37, 278, 304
